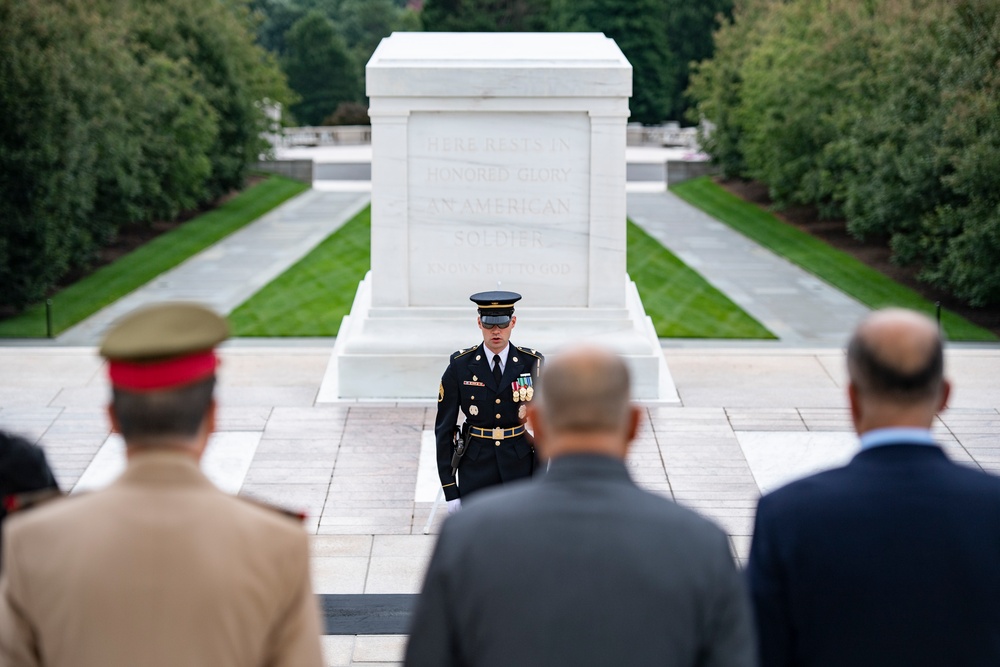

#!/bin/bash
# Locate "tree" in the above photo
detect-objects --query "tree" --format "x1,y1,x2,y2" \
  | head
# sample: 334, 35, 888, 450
912, 0, 1000, 305
250, 0, 309, 54
688, 0, 1000, 305
0, 0, 290, 310
0, 0, 136, 307
282, 11, 361, 125
661, 0, 733, 122
687, 0, 774, 177
130, 0, 293, 196
421, 0, 557, 32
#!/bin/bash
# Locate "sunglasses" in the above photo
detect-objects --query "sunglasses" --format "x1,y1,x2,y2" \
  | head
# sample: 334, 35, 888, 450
481, 320, 512, 330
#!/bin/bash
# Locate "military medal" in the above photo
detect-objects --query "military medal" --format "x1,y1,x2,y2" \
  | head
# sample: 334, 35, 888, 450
473, 375, 478, 382
526, 376, 534, 401
518, 378, 527, 402
518, 404, 527, 419
469, 405, 479, 416
511, 381, 519, 402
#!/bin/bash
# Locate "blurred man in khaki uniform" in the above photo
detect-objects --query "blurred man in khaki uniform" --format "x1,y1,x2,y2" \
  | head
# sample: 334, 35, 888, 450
0, 303, 324, 667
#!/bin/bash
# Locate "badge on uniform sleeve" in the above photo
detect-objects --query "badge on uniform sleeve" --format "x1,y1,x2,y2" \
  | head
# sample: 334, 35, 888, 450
438, 382, 444, 402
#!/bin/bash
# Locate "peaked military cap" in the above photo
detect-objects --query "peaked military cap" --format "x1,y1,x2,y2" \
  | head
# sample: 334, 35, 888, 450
100, 302, 229, 391
470, 290, 521, 326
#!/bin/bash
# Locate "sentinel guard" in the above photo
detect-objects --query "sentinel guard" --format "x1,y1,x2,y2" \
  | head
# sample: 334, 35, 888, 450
434, 291, 543, 513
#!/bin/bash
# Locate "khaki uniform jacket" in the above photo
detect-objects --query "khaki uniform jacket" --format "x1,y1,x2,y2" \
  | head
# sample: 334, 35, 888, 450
0, 451, 323, 667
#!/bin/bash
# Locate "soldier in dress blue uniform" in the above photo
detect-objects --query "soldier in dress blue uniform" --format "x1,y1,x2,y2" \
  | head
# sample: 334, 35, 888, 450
435, 291, 543, 513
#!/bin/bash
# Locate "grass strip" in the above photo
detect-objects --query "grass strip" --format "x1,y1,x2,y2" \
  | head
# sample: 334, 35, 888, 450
228, 205, 371, 336
0, 175, 310, 338
231, 209, 774, 339
628, 221, 776, 338
670, 177, 997, 341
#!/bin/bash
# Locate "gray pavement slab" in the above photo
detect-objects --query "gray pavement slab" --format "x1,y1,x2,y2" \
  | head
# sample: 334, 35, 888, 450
628, 191, 871, 344
57, 190, 371, 346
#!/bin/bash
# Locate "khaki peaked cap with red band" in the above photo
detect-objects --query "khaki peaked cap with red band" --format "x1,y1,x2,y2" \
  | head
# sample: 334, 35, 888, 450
99, 303, 229, 392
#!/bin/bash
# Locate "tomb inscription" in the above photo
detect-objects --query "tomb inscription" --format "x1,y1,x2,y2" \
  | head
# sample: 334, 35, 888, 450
407, 112, 590, 306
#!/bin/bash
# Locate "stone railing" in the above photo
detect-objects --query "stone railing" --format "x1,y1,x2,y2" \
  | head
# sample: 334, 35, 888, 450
280, 123, 701, 149
280, 125, 372, 147
626, 122, 700, 149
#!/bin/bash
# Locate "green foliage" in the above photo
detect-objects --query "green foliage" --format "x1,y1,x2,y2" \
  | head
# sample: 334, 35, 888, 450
128, 0, 293, 196
251, 0, 418, 120
257, 0, 732, 124
0, 0, 121, 306
231, 206, 774, 338
576, 0, 673, 125
0, 0, 290, 310
627, 221, 774, 338
340, 0, 401, 65
688, 0, 1000, 306
671, 178, 997, 341
661, 0, 733, 122
0, 176, 309, 338
282, 11, 361, 125
420, 0, 728, 124
422, 0, 558, 32
230, 205, 372, 336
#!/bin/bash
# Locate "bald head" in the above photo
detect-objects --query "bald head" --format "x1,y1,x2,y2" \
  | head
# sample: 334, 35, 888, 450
529, 347, 639, 461
847, 309, 944, 406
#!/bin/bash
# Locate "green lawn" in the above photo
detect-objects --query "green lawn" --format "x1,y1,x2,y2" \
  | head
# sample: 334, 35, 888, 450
228, 205, 371, 336
671, 177, 997, 342
627, 221, 775, 338
230, 206, 775, 339
0, 175, 309, 338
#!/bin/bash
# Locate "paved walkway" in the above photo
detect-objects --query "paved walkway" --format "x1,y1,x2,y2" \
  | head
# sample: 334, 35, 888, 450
628, 192, 870, 344
58, 190, 370, 345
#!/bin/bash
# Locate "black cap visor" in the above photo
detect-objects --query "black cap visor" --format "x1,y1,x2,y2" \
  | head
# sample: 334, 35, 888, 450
480, 313, 512, 327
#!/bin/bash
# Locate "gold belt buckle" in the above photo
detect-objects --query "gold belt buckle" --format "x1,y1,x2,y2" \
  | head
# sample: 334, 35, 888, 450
492, 427, 504, 440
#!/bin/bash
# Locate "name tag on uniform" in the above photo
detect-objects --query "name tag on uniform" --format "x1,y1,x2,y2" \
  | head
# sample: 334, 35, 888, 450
463, 381, 485, 387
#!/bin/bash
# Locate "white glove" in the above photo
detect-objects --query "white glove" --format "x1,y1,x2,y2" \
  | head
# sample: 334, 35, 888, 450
447, 498, 461, 515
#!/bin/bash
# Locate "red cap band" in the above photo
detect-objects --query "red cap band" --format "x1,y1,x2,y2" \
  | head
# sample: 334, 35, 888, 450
108, 351, 218, 391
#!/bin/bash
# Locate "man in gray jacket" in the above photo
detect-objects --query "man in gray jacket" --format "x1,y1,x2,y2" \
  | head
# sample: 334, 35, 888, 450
405, 345, 756, 667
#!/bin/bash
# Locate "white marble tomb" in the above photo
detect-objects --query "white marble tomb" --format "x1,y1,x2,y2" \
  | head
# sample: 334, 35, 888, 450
319, 32, 677, 401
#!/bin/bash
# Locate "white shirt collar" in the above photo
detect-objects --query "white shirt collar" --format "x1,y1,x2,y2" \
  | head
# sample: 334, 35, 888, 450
486, 343, 509, 372
859, 427, 937, 450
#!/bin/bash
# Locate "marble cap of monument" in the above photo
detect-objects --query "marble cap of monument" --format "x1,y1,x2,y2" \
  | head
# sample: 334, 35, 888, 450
319, 32, 677, 402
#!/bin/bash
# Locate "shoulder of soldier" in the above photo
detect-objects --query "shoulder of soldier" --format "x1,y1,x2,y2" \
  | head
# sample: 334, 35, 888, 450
450, 345, 479, 362
515, 345, 544, 361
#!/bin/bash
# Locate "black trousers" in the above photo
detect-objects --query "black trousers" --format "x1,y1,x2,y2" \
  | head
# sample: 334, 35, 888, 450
457, 434, 536, 498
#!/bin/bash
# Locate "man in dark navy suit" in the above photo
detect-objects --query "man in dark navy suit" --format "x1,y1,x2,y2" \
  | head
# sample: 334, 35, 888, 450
747, 308, 1000, 667
409, 346, 755, 667
434, 291, 542, 513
